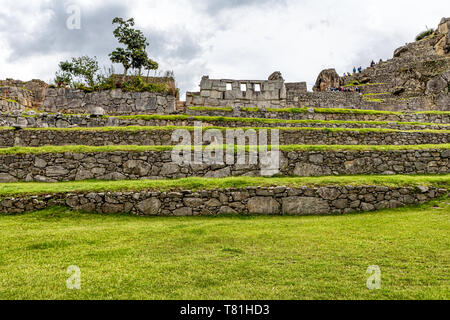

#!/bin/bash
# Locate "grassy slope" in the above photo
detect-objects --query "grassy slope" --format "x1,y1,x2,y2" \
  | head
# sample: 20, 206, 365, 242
0, 144, 448, 155
0, 200, 448, 300
0, 175, 448, 197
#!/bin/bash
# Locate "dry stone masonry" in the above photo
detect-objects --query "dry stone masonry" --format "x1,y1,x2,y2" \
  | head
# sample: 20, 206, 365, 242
186, 74, 308, 109
0, 149, 447, 183
0, 113, 448, 130
187, 108, 450, 124
43, 88, 176, 115
0, 185, 446, 216
0, 18, 448, 216
1, 128, 448, 147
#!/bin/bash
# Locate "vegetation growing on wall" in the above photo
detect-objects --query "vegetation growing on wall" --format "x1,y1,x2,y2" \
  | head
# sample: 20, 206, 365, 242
52, 17, 176, 95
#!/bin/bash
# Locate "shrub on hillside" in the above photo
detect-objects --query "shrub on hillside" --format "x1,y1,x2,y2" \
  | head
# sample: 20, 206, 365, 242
415, 29, 434, 41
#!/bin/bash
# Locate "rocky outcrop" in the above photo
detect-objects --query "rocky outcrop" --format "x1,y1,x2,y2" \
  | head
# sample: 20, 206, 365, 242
342, 18, 450, 111
0, 79, 47, 109
313, 69, 342, 92
268, 71, 284, 81
435, 17, 450, 55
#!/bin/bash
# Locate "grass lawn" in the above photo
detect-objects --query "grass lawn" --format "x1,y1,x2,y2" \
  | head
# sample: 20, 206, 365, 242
0, 200, 448, 300
3, 126, 447, 134
0, 175, 448, 197
0, 144, 448, 155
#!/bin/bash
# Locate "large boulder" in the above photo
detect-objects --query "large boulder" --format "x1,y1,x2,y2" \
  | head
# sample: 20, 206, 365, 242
426, 71, 450, 95
137, 198, 161, 215
282, 197, 330, 215
248, 197, 280, 215
87, 106, 106, 116
437, 17, 450, 35
268, 71, 284, 81
313, 68, 342, 92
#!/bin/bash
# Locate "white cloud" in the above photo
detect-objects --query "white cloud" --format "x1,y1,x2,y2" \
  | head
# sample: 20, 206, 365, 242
0, 0, 448, 95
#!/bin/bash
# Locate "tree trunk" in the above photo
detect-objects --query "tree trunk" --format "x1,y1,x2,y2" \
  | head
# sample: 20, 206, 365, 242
122, 68, 128, 83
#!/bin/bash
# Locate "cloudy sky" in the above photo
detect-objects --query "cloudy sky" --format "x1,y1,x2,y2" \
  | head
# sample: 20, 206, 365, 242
0, 0, 448, 98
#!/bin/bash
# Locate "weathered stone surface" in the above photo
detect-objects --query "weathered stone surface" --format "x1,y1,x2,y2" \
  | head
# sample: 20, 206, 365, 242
102, 203, 124, 214
248, 197, 280, 215
204, 167, 231, 178
45, 166, 69, 177
0, 148, 447, 183
136, 198, 161, 215
294, 163, 324, 177
41, 88, 176, 115
282, 197, 330, 215
426, 74, 448, 95
317, 187, 341, 200
87, 106, 106, 116
0, 173, 18, 183
268, 71, 284, 81
160, 163, 180, 176
173, 207, 193, 216
218, 206, 238, 215
0, 185, 447, 216
313, 69, 342, 92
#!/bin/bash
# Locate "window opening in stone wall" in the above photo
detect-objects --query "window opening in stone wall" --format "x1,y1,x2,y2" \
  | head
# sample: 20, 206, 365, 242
254, 83, 261, 92
226, 83, 232, 91
240, 83, 247, 91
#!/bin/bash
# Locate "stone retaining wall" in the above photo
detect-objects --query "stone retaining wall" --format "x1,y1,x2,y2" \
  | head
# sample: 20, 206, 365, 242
2, 128, 448, 148
0, 79, 48, 108
42, 88, 176, 115
0, 99, 25, 113
187, 108, 450, 124
0, 149, 447, 183
0, 185, 446, 215
1, 113, 448, 131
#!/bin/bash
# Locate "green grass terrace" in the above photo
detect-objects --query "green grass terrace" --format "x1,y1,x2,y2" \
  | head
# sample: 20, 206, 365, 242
1, 125, 449, 134
0, 175, 448, 198
0, 199, 448, 299
188, 106, 450, 116
0, 144, 448, 155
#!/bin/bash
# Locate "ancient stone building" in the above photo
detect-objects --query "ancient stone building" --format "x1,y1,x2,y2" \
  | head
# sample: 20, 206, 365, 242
186, 73, 307, 109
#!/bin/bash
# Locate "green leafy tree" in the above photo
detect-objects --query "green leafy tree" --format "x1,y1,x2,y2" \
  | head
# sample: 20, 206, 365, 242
55, 61, 74, 87
145, 58, 159, 77
70, 56, 99, 87
109, 17, 157, 77
55, 56, 99, 87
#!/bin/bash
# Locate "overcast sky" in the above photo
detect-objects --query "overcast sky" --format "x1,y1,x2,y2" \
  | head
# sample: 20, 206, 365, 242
0, 0, 448, 98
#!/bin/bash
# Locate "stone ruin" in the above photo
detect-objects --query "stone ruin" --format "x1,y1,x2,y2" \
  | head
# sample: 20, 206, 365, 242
185, 18, 449, 112
1, 18, 449, 115
186, 73, 307, 109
